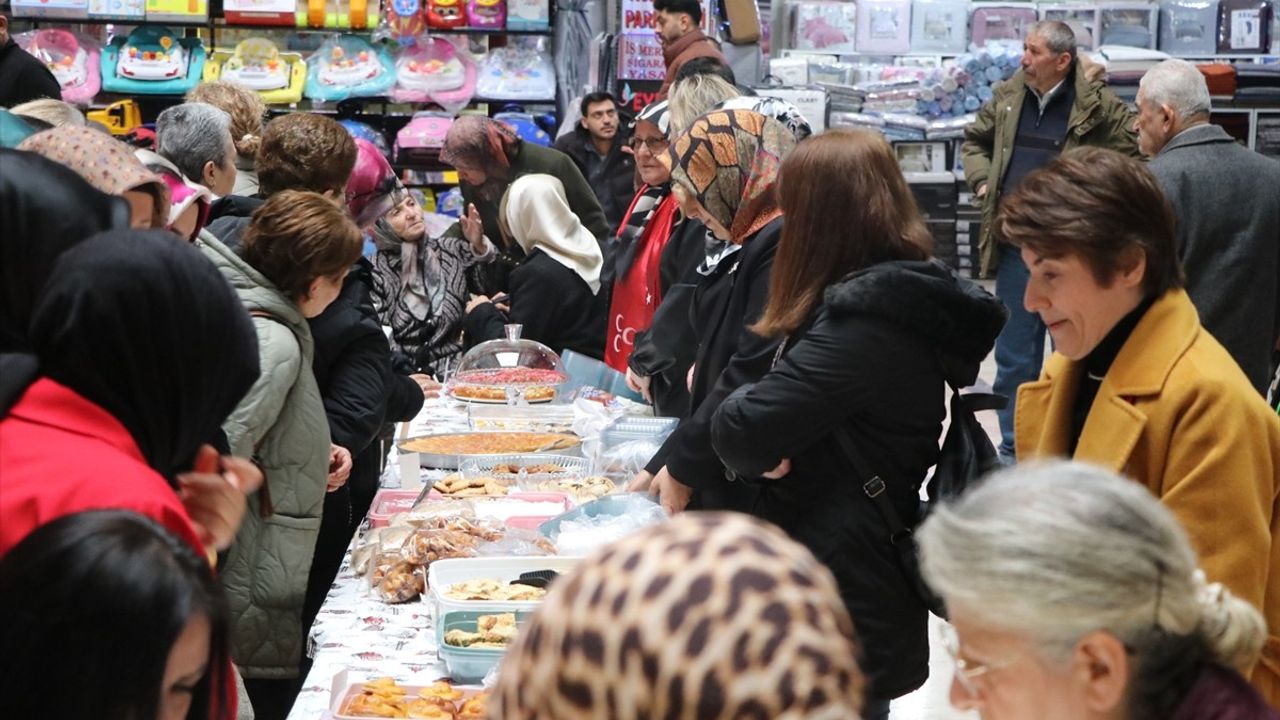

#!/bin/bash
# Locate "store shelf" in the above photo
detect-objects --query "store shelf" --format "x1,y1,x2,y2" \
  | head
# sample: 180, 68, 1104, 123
20, 16, 212, 28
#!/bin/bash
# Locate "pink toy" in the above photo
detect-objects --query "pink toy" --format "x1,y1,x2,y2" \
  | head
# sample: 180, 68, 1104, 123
390, 36, 477, 109
395, 110, 454, 164
467, 0, 506, 28
16, 29, 101, 104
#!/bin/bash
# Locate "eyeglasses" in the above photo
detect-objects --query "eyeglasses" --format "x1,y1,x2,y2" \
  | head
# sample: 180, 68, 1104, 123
628, 137, 670, 152
940, 623, 1023, 698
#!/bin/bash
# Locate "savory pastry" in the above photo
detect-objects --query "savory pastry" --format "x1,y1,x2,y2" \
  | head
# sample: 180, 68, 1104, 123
405, 698, 456, 719
457, 694, 487, 719
418, 681, 464, 703
401, 432, 580, 456
378, 561, 425, 604
443, 579, 547, 602
444, 612, 518, 648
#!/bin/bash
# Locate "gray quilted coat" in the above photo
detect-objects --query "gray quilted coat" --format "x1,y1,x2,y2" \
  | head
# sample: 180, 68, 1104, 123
200, 233, 331, 679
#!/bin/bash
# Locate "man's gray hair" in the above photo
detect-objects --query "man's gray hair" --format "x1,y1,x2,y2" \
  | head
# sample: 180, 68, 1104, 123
156, 102, 234, 183
918, 461, 1265, 672
1139, 58, 1212, 120
1027, 20, 1079, 60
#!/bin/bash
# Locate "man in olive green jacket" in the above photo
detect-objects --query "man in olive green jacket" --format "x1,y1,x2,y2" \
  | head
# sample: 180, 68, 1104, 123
961, 20, 1139, 460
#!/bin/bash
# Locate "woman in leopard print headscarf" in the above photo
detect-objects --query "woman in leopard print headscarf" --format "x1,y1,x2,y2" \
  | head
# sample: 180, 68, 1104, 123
491, 512, 866, 719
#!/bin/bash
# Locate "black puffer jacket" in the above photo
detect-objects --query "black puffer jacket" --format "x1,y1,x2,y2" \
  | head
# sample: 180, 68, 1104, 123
711, 260, 1006, 701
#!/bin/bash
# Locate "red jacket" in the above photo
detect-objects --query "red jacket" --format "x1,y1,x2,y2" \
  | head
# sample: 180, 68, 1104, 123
0, 378, 203, 557
0, 378, 237, 719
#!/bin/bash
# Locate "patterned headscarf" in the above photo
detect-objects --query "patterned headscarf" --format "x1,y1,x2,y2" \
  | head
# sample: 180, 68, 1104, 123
18, 125, 169, 229
439, 115, 519, 174
664, 109, 795, 245
493, 512, 866, 720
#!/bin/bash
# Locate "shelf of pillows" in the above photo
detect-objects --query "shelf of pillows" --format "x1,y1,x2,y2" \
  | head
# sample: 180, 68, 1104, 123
774, 0, 1278, 58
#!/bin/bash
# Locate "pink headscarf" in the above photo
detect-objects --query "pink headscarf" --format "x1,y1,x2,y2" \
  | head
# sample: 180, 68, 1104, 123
344, 138, 403, 230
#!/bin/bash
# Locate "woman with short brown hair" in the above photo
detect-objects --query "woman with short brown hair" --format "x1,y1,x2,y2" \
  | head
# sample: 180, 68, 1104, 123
1003, 146, 1280, 705
711, 129, 1007, 718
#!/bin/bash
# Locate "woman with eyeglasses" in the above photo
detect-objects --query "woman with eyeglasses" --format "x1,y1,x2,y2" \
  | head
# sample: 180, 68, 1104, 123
918, 461, 1277, 719
609, 100, 706, 417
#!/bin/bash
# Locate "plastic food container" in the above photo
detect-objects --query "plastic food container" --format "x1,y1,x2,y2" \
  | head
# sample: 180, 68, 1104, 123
426, 556, 580, 619
459, 453, 590, 484
328, 668, 487, 719
366, 489, 423, 528
537, 493, 664, 539
436, 609, 532, 682
447, 324, 568, 404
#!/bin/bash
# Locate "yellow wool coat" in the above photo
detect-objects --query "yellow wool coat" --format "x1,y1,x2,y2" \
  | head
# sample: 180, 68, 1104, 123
1016, 289, 1280, 706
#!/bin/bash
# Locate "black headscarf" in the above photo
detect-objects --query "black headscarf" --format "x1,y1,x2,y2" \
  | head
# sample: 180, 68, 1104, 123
0, 148, 132, 352
23, 230, 261, 480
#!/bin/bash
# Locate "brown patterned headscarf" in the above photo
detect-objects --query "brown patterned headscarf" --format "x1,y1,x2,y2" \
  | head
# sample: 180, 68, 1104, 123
491, 512, 865, 720
18, 126, 169, 230
665, 109, 795, 244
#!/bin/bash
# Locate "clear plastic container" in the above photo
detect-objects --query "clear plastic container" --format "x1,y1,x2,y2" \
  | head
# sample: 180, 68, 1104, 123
448, 324, 567, 404
425, 556, 580, 621
459, 454, 590, 485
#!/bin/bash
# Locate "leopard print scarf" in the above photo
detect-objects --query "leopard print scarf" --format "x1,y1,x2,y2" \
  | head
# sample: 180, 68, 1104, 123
491, 512, 865, 719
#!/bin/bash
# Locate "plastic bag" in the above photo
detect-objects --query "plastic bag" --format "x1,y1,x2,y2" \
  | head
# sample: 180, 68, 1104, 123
549, 496, 667, 556
390, 497, 477, 527
390, 36, 476, 110
370, 552, 425, 603
476, 527, 557, 557
304, 34, 395, 101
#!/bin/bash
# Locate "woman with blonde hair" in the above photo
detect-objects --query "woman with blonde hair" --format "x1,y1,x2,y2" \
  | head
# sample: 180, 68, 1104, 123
710, 128, 1005, 718
919, 461, 1277, 719
187, 81, 266, 196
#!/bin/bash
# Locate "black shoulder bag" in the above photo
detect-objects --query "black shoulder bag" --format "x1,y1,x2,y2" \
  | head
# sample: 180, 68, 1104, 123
833, 384, 1005, 619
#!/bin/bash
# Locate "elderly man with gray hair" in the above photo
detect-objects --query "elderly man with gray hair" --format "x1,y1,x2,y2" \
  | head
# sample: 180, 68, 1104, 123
1136, 59, 1280, 395
962, 20, 1139, 462
155, 101, 238, 197
918, 461, 1278, 717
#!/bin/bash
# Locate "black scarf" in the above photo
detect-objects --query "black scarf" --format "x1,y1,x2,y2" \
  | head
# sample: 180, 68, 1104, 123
0, 149, 131, 351
14, 231, 261, 481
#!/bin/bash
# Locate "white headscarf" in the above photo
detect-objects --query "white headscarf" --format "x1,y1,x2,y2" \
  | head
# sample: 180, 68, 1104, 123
502, 174, 603, 294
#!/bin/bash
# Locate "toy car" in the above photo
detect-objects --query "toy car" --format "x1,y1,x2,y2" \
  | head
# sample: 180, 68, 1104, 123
304, 35, 395, 101
205, 37, 307, 104
86, 99, 143, 136
427, 0, 468, 28
395, 110, 454, 163
102, 26, 205, 94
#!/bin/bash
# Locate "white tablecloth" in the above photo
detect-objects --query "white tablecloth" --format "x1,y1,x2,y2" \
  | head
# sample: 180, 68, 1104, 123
287, 399, 471, 719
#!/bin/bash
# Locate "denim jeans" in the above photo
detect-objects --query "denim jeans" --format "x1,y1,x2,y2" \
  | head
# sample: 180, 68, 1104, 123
993, 243, 1047, 460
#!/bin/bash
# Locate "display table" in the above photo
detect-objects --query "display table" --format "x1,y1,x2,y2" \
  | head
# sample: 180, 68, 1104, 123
286, 398, 472, 719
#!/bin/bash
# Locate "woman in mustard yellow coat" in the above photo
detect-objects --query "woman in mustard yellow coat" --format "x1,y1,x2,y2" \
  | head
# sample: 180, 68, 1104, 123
999, 147, 1280, 707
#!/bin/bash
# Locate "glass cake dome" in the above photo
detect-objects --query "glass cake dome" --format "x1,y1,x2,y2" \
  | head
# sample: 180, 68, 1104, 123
448, 325, 567, 404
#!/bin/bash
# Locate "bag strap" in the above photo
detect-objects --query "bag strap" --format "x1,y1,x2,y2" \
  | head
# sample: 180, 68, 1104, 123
833, 425, 915, 547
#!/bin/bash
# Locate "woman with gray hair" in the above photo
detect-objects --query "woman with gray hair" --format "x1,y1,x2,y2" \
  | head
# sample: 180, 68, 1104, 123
918, 461, 1276, 719
155, 102, 237, 197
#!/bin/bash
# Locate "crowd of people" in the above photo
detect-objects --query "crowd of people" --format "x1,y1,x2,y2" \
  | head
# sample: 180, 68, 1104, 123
1, 5, 1279, 719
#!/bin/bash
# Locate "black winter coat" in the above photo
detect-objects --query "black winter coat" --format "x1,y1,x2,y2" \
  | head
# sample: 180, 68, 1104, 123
0, 38, 61, 108
627, 217, 708, 418
463, 142, 610, 296
645, 218, 783, 513
462, 249, 606, 359
711, 260, 1007, 700
553, 128, 635, 235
